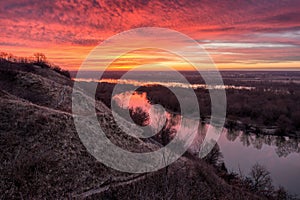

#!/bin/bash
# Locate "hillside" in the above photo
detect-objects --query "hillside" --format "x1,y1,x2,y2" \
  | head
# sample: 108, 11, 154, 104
0, 60, 263, 199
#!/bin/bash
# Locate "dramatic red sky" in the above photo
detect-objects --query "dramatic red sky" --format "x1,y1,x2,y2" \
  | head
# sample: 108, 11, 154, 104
0, 0, 300, 70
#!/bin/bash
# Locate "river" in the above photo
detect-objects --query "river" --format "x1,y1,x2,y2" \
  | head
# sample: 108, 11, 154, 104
112, 90, 300, 196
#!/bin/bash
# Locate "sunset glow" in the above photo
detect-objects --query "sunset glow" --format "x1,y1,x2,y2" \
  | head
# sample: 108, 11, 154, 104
1, 0, 300, 70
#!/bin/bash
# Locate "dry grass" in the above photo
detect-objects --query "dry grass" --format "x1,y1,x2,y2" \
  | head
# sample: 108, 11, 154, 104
0, 64, 265, 199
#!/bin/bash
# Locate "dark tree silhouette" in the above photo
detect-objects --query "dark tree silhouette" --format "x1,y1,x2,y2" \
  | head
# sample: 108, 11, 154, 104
34, 53, 47, 63
249, 163, 273, 195
203, 143, 224, 167
129, 107, 150, 126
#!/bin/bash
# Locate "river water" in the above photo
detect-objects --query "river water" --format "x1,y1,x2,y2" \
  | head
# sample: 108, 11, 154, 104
112, 90, 300, 196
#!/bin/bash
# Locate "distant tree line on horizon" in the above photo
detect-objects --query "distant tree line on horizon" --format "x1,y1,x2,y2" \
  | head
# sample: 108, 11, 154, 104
92, 81, 300, 136
0, 52, 70, 78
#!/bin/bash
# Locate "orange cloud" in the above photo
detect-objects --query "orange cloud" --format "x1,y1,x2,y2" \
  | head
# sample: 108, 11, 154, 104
0, 0, 299, 70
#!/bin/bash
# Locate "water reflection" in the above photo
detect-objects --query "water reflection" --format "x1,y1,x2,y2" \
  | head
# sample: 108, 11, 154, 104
220, 129, 300, 195
74, 78, 255, 90
226, 130, 300, 157
113, 91, 300, 195
112, 91, 206, 152
113, 91, 300, 157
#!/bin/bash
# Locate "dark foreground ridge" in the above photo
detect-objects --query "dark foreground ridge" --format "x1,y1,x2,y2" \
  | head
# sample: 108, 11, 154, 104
0, 60, 265, 199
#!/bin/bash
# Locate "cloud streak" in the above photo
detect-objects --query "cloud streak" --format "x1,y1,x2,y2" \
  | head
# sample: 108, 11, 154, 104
0, 0, 299, 70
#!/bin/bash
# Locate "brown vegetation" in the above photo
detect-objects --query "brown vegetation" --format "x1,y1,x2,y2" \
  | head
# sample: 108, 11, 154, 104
0, 52, 71, 78
0, 56, 268, 199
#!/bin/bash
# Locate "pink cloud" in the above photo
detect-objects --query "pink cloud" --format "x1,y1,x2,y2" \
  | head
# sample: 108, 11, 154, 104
0, 0, 299, 69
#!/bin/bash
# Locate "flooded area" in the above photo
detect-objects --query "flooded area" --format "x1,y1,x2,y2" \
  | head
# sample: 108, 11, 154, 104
73, 78, 256, 90
113, 90, 300, 196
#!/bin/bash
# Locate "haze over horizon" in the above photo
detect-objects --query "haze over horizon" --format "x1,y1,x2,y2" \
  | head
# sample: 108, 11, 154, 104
1, 1, 300, 198
1, 0, 300, 70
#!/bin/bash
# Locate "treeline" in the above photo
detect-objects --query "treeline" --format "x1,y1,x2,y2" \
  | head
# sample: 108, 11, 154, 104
0, 52, 70, 78
133, 83, 300, 135
93, 80, 300, 135
226, 87, 300, 134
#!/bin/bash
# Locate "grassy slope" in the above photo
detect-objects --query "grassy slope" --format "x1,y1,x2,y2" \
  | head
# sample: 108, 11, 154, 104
0, 62, 263, 199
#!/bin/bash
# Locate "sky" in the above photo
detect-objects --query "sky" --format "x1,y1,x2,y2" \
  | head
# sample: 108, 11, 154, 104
0, 0, 300, 70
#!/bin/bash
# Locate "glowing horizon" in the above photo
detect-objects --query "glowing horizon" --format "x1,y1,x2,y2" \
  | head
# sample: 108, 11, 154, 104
0, 0, 300, 71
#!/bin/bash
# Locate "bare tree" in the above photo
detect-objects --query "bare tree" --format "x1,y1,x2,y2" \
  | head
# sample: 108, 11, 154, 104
0, 52, 8, 60
129, 107, 150, 126
34, 53, 47, 63
249, 163, 273, 195
7, 53, 15, 62
203, 143, 223, 167
274, 186, 298, 200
